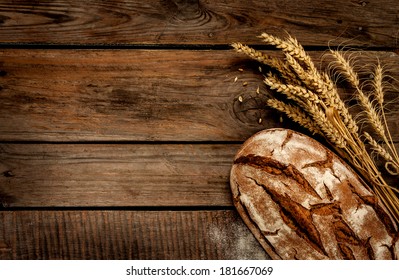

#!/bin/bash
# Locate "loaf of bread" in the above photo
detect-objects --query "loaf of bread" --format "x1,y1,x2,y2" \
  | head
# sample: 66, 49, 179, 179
230, 128, 399, 259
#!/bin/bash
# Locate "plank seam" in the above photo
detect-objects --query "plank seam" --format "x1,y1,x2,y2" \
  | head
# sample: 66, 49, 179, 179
0, 43, 395, 52
0, 140, 245, 145
0, 206, 235, 212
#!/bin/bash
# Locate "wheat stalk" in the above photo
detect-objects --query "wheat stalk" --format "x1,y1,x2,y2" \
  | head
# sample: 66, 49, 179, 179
266, 98, 321, 135
233, 33, 399, 226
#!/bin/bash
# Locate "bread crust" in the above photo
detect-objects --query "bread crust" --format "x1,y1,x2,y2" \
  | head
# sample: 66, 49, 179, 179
230, 128, 399, 259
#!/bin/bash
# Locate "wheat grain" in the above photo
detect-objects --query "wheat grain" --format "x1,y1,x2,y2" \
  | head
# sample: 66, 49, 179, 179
283, 53, 329, 96
264, 74, 307, 106
364, 131, 393, 162
265, 78, 322, 105
259, 33, 316, 71
357, 90, 386, 138
231, 42, 282, 70
232, 42, 300, 84
373, 63, 384, 107
266, 98, 321, 135
329, 50, 360, 88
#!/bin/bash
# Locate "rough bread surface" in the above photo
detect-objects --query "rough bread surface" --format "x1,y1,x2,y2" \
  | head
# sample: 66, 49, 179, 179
230, 128, 399, 259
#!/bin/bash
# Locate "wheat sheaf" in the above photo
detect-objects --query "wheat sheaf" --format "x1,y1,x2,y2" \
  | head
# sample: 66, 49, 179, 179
232, 33, 399, 226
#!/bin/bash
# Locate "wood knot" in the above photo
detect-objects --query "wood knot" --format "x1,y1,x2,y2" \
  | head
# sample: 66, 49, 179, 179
170, 0, 213, 26
2, 170, 14, 177
232, 92, 268, 127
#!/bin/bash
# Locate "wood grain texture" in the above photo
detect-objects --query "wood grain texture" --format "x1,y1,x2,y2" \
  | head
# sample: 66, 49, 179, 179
0, 210, 270, 259
0, 144, 237, 207
0, 49, 272, 141
1, 49, 399, 142
1, 0, 399, 262
1, 142, 398, 208
0, 0, 398, 47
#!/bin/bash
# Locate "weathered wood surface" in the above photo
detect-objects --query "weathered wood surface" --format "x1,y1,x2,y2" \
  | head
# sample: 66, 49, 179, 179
0, 144, 237, 207
0, 0, 398, 47
0, 210, 269, 259
1, 142, 398, 208
1, 49, 399, 142
1, 0, 399, 260
0, 49, 271, 142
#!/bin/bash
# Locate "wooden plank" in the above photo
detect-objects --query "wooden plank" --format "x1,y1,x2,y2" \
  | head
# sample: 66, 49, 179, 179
0, 143, 238, 207
1, 142, 398, 208
0, 210, 270, 260
1, 49, 399, 142
0, 0, 398, 47
0, 49, 275, 141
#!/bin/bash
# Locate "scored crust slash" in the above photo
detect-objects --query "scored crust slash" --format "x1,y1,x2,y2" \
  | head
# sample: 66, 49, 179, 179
230, 128, 399, 260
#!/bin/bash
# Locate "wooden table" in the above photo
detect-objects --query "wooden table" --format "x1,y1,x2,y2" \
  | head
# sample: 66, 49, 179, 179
0, 0, 398, 259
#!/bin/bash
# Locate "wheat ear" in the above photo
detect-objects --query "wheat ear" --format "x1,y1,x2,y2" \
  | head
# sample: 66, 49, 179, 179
267, 98, 321, 135
329, 50, 386, 138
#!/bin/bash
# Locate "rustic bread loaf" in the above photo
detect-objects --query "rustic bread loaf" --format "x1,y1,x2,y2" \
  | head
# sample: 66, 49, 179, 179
230, 128, 399, 259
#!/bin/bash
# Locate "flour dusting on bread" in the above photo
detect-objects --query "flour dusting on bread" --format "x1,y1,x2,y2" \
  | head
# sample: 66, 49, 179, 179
231, 128, 398, 259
